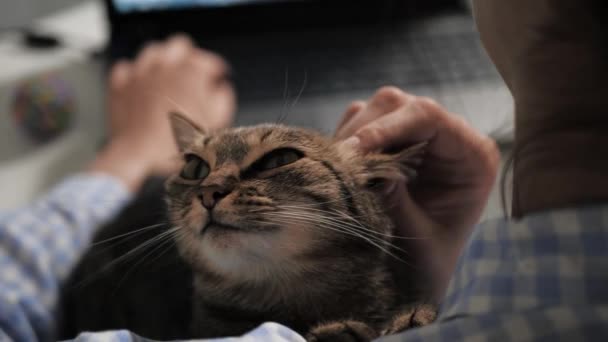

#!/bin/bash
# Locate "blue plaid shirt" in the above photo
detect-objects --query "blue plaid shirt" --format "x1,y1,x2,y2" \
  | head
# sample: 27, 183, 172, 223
1, 174, 607, 341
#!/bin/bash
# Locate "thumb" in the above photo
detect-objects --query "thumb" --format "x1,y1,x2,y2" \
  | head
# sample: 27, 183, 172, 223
386, 182, 435, 239
387, 183, 455, 299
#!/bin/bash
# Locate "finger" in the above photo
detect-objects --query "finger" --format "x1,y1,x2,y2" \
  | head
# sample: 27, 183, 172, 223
163, 34, 194, 65
196, 80, 236, 131
135, 42, 162, 73
108, 60, 132, 91
336, 86, 411, 139
354, 97, 442, 152
211, 80, 237, 129
335, 100, 366, 136
167, 33, 194, 48
188, 49, 230, 80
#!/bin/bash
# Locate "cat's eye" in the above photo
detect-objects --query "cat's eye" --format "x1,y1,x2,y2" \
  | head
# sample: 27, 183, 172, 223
180, 154, 210, 180
254, 148, 303, 171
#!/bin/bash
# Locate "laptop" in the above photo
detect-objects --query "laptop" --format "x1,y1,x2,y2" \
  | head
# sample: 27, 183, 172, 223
104, 0, 513, 139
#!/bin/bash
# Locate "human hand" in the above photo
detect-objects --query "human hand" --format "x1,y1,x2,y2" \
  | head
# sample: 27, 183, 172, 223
336, 87, 500, 298
90, 35, 235, 191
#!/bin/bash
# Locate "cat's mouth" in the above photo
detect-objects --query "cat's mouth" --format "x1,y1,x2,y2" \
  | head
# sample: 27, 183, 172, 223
201, 219, 245, 234
201, 214, 278, 235
200, 210, 245, 234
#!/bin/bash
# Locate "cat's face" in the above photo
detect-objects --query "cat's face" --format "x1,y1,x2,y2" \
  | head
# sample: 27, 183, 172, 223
166, 113, 421, 282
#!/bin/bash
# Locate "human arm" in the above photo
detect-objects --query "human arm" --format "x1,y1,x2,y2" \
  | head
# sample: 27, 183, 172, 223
0, 35, 235, 341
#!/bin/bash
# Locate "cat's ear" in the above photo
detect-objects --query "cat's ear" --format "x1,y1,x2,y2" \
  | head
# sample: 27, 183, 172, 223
169, 112, 206, 152
356, 142, 427, 192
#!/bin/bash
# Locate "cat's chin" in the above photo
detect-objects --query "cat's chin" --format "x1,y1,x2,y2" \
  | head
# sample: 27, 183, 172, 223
178, 218, 315, 279
198, 228, 286, 277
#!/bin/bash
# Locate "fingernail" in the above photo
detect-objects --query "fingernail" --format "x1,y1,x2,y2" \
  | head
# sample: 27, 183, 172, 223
342, 136, 360, 149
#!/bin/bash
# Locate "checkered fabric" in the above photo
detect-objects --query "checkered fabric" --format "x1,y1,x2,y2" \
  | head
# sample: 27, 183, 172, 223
2, 173, 608, 341
379, 205, 608, 342
0, 174, 131, 342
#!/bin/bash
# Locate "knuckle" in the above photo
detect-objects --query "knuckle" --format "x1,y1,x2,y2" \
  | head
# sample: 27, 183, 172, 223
108, 61, 131, 90
189, 51, 214, 67
416, 96, 442, 113
375, 85, 405, 99
349, 100, 366, 108
372, 86, 409, 108
195, 53, 216, 68
481, 136, 501, 169
347, 100, 366, 113
417, 95, 437, 106
355, 121, 385, 149
415, 97, 448, 123
141, 42, 161, 56
168, 33, 193, 46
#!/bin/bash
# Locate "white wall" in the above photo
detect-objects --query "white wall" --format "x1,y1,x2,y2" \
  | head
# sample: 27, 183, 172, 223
0, 0, 82, 29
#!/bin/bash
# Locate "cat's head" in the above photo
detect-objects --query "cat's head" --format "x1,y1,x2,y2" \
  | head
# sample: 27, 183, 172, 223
165, 113, 424, 281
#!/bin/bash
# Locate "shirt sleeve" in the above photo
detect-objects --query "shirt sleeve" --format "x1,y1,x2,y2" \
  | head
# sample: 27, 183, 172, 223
378, 204, 608, 341
0, 173, 131, 342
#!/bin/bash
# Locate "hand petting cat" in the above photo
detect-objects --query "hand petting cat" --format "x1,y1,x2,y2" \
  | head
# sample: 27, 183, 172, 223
89, 35, 236, 191
335, 87, 500, 299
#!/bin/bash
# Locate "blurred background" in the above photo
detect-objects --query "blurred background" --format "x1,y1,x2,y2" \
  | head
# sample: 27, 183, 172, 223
0, 0, 512, 213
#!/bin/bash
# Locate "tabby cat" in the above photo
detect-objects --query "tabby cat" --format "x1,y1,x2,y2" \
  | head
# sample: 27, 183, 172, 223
59, 113, 435, 341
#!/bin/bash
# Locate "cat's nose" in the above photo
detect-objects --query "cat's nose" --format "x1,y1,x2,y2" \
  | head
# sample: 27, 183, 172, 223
199, 185, 231, 210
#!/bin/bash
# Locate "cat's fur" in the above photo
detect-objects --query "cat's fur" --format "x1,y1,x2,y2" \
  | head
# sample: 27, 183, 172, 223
58, 114, 435, 341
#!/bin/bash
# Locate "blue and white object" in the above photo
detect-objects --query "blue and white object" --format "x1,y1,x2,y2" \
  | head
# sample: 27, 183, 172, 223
113, 0, 291, 12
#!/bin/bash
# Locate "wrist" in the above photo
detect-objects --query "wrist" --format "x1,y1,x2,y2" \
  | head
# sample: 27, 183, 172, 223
88, 139, 152, 192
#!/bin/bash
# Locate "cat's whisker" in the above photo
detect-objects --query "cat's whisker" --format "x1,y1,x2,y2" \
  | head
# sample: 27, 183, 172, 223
276, 213, 400, 253
267, 209, 419, 250
277, 188, 391, 214
277, 204, 427, 240
279, 194, 366, 210
246, 208, 278, 214
141, 226, 185, 267
112, 232, 179, 294
281, 206, 428, 240
268, 215, 413, 267
330, 209, 429, 241
89, 223, 166, 248
71, 227, 182, 289
99, 228, 177, 269
271, 209, 418, 260
266, 212, 413, 266
146, 233, 181, 267
277, 67, 290, 124
278, 204, 371, 218
280, 71, 308, 124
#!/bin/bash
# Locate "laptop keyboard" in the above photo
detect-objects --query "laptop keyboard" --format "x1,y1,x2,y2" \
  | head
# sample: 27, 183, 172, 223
218, 28, 500, 101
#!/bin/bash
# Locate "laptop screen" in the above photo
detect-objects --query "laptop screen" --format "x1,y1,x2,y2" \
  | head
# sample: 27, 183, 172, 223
112, 0, 294, 13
